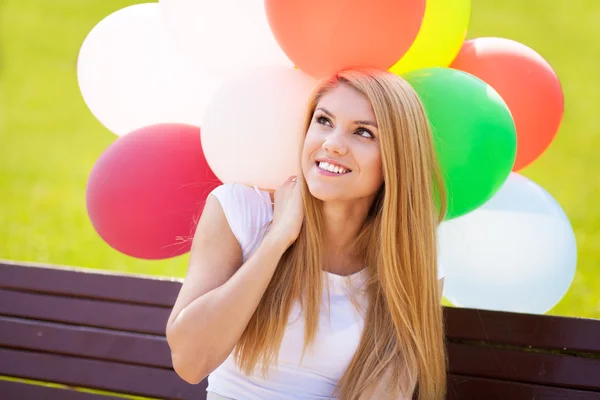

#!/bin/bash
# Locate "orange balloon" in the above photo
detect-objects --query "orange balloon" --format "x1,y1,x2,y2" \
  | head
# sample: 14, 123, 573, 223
450, 37, 564, 171
264, 0, 425, 78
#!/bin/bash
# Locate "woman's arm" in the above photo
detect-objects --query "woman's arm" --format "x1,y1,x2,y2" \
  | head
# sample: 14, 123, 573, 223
165, 195, 289, 384
166, 177, 303, 384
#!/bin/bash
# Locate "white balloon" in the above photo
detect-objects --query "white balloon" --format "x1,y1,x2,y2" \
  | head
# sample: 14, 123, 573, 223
77, 3, 222, 136
439, 173, 577, 314
201, 65, 318, 189
158, 0, 293, 79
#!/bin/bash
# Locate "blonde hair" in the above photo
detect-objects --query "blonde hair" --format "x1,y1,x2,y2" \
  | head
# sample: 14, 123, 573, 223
234, 69, 448, 400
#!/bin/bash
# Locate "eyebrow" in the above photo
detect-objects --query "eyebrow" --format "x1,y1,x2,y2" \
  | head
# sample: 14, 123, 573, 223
315, 107, 378, 128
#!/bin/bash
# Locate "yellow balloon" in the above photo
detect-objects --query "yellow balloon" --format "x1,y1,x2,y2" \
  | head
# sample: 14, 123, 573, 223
390, 0, 471, 74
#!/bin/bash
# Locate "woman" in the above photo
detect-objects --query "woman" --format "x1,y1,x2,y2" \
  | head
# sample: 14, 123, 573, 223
166, 69, 447, 400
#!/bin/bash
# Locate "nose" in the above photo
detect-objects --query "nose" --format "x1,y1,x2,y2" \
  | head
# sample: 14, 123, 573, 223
322, 130, 348, 156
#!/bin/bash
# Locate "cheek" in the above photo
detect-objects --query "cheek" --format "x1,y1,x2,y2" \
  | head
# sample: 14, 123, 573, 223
302, 128, 321, 168
361, 147, 383, 184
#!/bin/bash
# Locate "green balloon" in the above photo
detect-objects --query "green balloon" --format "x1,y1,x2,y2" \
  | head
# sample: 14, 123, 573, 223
403, 67, 517, 220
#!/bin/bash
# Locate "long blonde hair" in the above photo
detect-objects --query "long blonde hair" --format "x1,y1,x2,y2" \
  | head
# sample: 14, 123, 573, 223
234, 69, 448, 400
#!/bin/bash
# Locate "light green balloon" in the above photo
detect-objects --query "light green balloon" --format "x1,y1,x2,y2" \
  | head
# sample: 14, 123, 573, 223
403, 67, 517, 219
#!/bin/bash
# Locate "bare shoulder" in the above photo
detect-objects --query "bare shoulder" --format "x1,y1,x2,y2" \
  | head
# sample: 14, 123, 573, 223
190, 193, 240, 254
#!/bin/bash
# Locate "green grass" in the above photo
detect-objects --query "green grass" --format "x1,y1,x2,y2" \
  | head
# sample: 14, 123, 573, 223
1, 0, 598, 319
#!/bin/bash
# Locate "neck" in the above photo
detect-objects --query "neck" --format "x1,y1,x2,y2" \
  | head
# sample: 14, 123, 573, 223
321, 198, 372, 276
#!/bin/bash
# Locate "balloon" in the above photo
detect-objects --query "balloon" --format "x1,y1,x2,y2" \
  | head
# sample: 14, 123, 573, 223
77, 3, 222, 136
201, 65, 318, 190
403, 68, 517, 219
159, 0, 294, 79
265, 0, 426, 78
450, 37, 564, 171
86, 124, 221, 260
390, 0, 471, 74
439, 173, 577, 314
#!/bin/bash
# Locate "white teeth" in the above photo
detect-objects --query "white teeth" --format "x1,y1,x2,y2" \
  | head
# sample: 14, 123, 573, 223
318, 161, 349, 174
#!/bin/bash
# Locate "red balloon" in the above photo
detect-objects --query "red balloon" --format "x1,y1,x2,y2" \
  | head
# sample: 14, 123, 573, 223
450, 37, 564, 171
265, 0, 426, 78
86, 124, 221, 260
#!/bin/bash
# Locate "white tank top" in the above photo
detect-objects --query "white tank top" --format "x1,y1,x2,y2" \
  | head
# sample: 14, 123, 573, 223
205, 183, 444, 400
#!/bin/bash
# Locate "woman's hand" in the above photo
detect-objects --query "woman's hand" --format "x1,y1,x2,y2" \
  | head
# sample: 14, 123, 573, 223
267, 175, 304, 249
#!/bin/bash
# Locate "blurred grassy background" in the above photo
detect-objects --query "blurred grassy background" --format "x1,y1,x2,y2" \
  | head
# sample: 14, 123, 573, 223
1, 0, 598, 319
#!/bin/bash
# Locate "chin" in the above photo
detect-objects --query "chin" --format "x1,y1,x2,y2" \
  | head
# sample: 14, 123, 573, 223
305, 178, 347, 202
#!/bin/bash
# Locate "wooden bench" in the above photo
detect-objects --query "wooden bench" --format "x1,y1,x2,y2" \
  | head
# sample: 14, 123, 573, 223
1, 260, 599, 399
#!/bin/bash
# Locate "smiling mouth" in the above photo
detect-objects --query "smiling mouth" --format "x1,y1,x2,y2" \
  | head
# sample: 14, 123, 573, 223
316, 161, 351, 175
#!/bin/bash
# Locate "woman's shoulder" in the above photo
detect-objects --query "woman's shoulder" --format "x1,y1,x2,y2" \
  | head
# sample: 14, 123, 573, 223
210, 182, 257, 197
208, 183, 273, 259
209, 183, 271, 211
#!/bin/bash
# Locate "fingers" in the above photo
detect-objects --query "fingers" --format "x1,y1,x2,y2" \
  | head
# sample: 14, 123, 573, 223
282, 175, 298, 187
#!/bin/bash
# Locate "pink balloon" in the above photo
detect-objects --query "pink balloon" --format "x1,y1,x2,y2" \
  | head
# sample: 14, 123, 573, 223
86, 124, 221, 260
201, 66, 318, 189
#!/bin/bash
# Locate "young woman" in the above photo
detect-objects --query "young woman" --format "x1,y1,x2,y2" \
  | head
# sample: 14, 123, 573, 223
166, 69, 448, 400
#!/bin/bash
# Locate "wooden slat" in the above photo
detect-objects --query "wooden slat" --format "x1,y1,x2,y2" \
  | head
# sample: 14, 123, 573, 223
0, 289, 169, 335
0, 347, 207, 400
0, 316, 171, 368
0, 379, 123, 400
0, 260, 182, 307
444, 307, 600, 354
447, 342, 600, 390
4, 261, 600, 398
447, 374, 600, 400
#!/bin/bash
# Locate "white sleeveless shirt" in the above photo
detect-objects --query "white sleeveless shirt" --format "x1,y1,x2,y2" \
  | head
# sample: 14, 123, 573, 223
206, 183, 444, 400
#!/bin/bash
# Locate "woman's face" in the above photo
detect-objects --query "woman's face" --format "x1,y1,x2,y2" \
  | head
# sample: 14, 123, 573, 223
302, 83, 383, 203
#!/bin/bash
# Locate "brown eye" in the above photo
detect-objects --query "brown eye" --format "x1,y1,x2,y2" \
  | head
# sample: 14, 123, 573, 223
356, 127, 374, 139
316, 115, 332, 127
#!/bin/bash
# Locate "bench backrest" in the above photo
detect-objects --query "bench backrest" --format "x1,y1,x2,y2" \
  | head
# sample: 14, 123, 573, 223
444, 306, 600, 399
0, 261, 206, 399
1, 260, 600, 399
